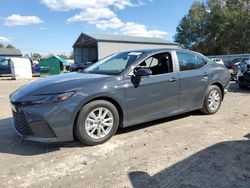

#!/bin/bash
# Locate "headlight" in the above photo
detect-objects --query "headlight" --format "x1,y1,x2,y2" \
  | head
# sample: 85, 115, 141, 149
28, 92, 75, 105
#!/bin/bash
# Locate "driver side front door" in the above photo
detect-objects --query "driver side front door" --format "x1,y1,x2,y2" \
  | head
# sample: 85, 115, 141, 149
123, 52, 179, 126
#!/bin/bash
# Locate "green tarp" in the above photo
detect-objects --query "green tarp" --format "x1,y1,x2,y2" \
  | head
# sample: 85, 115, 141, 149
40, 56, 70, 76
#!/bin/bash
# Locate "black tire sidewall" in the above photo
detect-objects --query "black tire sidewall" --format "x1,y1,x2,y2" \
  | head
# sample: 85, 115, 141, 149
204, 85, 222, 114
75, 100, 119, 145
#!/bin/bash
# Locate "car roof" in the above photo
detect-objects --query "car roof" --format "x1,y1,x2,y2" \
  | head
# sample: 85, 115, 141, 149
121, 48, 204, 56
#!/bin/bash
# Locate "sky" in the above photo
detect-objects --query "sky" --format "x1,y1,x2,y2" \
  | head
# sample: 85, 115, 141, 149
0, 0, 195, 56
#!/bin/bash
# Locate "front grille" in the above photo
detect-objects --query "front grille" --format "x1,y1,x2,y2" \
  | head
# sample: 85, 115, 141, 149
12, 110, 33, 135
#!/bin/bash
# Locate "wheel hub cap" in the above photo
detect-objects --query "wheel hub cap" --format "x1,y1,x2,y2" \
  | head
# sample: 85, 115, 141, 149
208, 90, 221, 111
85, 107, 114, 139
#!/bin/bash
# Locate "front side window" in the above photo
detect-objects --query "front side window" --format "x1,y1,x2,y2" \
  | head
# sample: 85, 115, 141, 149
136, 52, 173, 75
85, 52, 143, 75
176, 51, 207, 71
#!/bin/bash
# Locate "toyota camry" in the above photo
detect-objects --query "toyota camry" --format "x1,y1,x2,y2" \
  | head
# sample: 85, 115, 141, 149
10, 48, 231, 145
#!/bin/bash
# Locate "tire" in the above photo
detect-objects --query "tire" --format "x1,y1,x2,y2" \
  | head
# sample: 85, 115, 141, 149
75, 100, 119, 145
77, 68, 83, 72
238, 83, 247, 89
200, 85, 222, 115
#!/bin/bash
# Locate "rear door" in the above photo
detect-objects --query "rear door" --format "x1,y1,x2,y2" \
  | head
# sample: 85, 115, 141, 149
123, 52, 179, 125
175, 51, 210, 109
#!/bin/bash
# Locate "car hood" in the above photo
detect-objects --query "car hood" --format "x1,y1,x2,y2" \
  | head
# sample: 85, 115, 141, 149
10, 72, 113, 102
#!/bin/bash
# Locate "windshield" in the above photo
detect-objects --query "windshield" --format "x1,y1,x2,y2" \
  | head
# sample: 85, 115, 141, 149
84, 51, 144, 75
0, 58, 9, 66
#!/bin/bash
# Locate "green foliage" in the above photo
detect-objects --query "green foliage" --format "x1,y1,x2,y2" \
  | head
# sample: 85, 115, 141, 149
58, 54, 68, 59
0, 43, 16, 49
175, 0, 250, 55
6, 44, 15, 49
32, 53, 42, 61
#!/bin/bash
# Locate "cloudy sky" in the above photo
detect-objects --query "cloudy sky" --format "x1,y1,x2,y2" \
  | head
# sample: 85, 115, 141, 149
0, 0, 194, 55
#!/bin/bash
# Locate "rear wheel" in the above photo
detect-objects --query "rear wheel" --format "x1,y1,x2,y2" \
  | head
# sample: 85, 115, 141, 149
201, 85, 222, 115
75, 100, 119, 145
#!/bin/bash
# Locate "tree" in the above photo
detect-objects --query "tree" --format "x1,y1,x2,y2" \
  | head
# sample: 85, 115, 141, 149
175, 1, 209, 52
6, 44, 15, 49
32, 53, 42, 61
45, 53, 53, 58
58, 54, 68, 59
175, 0, 250, 55
0, 43, 3, 48
24, 54, 30, 59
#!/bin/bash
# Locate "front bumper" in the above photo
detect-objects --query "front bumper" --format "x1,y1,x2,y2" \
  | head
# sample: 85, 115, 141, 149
12, 109, 60, 143
10, 95, 81, 143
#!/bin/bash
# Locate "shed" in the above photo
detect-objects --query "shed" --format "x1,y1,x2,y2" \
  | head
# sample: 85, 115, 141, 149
40, 55, 70, 76
73, 33, 179, 64
0, 48, 22, 58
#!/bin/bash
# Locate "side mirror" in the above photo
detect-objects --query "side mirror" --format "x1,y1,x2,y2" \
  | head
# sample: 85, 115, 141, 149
134, 68, 152, 77
131, 68, 152, 88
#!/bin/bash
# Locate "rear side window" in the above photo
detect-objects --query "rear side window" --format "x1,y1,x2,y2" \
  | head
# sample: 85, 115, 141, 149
176, 51, 207, 71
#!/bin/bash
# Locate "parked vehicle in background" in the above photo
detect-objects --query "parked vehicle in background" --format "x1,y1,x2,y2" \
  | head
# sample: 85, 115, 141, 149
0, 57, 11, 75
227, 58, 249, 81
9, 48, 230, 145
10, 57, 33, 80
236, 59, 250, 89
0, 57, 38, 77
69, 61, 96, 72
1, 57, 37, 76
65, 59, 74, 72
30, 60, 40, 74
226, 58, 246, 69
211, 58, 224, 65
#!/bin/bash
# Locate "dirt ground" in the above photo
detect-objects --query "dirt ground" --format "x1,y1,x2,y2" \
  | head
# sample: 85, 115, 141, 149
0, 79, 249, 188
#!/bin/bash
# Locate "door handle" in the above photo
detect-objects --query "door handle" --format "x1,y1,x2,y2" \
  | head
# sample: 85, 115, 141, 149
169, 77, 177, 82
203, 72, 208, 77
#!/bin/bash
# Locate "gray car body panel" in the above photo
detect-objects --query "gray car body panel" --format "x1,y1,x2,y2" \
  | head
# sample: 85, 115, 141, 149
10, 48, 231, 142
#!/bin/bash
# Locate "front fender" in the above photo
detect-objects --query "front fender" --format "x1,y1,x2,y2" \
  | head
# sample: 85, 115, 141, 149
70, 92, 126, 130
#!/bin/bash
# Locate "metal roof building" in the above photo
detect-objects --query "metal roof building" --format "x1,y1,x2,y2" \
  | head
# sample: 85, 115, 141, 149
73, 33, 179, 64
0, 48, 22, 57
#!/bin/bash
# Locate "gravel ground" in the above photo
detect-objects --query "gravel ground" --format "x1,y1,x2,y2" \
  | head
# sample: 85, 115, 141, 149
0, 79, 249, 188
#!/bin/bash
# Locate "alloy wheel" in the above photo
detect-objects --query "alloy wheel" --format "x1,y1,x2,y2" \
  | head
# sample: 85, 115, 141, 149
208, 89, 221, 111
85, 107, 114, 139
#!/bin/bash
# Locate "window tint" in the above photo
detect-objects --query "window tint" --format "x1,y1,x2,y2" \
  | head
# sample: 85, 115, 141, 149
137, 53, 173, 75
98, 58, 127, 71
143, 57, 159, 67
0, 59, 9, 66
85, 52, 143, 75
176, 51, 207, 71
197, 56, 208, 67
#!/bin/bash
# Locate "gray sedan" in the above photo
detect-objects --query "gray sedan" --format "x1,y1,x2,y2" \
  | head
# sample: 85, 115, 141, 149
9, 48, 231, 145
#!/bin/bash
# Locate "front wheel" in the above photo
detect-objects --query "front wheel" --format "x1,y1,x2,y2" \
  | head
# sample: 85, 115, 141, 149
77, 68, 83, 72
75, 100, 119, 145
200, 85, 222, 115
